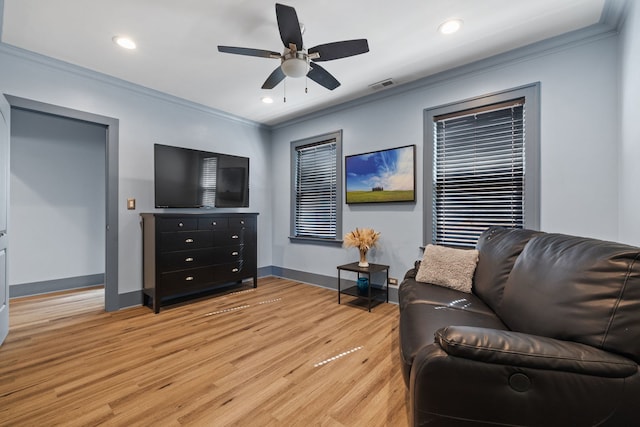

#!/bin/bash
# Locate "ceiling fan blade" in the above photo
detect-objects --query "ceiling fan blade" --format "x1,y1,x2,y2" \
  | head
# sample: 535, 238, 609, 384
275, 3, 303, 50
308, 39, 370, 62
307, 63, 340, 90
262, 66, 286, 89
218, 46, 281, 59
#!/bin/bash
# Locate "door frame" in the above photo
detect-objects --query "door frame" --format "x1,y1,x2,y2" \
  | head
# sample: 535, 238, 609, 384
1, 94, 10, 344
5, 95, 119, 311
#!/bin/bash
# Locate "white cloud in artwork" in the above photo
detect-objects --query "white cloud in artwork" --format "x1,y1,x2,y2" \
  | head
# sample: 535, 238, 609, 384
365, 147, 413, 191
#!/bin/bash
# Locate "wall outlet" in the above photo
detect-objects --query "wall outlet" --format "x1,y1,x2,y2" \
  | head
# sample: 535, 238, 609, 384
127, 198, 136, 210
388, 277, 398, 286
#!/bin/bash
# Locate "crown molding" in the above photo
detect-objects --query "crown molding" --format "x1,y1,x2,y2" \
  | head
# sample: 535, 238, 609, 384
0, 41, 267, 130
271, 22, 618, 130
601, 0, 630, 30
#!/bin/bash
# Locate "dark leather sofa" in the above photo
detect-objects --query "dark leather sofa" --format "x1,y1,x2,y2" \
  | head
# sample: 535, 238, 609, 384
399, 226, 640, 426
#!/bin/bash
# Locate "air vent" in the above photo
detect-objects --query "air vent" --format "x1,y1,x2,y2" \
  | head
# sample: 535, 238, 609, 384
369, 78, 395, 90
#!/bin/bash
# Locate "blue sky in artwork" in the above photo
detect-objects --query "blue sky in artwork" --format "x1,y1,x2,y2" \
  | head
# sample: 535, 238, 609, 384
346, 146, 414, 191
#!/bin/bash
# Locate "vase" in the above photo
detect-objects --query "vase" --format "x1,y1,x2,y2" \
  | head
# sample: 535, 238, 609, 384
357, 277, 369, 296
358, 248, 369, 267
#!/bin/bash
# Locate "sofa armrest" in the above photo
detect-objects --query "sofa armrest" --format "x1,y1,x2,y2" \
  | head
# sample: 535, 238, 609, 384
435, 326, 637, 378
403, 261, 421, 281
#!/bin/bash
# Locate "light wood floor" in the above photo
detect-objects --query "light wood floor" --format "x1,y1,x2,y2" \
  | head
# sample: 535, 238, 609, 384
0, 277, 409, 426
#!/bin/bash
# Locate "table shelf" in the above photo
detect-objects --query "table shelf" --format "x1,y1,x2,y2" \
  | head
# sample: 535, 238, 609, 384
337, 262, 389, 312
340, 285, 386, 300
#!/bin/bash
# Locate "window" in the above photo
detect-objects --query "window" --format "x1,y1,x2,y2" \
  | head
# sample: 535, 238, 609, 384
424, 84, 540, 247
290, 130, 343, 243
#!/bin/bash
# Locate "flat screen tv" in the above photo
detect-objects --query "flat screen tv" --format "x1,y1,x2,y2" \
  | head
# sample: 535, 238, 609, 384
154, 144, 249, 208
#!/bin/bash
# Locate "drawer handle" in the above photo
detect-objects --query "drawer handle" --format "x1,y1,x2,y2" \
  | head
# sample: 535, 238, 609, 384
178, 222, 184, 227
231, 251, 239, 256
232, 268, 239, 273
185, 257, 194, 262
231, 235, 239, 239
185, 238, 194, 243
240, 220, 245, 225
185, 276, 194, 281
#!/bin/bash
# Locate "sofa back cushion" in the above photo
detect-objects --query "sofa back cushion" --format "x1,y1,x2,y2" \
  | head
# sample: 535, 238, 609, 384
473, 227, 543, 312
499, 233, 640, 363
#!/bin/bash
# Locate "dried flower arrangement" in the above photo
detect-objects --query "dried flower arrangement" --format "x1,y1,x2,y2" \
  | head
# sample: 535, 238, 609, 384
343, 227, 380, 267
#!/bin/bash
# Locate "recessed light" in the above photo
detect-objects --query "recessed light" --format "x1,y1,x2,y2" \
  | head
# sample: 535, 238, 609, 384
261, 97, 274, 104
438, 19, 463, 35
112, 36, 136, 50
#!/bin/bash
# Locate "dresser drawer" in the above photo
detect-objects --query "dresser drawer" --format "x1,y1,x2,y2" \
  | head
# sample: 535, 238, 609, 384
229, 216, 256, 228
158, 266, 215, 291
159, 230, 213, 251
198, 217, 229, 230
212, 245, 243, 264
212, 262, 251, 278
158, 217, 197, 232
159, 248, 214, 271
213, 228, 252, 245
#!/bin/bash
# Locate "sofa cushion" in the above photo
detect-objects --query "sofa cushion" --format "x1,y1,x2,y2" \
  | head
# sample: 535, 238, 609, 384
399, 279, 496, 317
416, 245, 479, 293
499, 233, 640, 363
473, 226, 543, 312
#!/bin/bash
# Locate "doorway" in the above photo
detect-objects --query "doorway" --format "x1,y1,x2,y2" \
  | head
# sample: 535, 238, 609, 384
6, 95, 119, 311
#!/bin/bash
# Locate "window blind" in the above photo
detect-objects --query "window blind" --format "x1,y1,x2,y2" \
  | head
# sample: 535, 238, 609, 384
294, 140, 337, 239
433, 99, 525, 247
200, 156, 218, 207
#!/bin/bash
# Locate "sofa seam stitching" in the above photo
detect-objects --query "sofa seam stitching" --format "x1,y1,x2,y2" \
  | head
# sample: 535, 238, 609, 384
601, 252, 640, 348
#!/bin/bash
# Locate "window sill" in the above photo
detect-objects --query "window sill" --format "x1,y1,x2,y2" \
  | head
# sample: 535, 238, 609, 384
289, 236, 343, 246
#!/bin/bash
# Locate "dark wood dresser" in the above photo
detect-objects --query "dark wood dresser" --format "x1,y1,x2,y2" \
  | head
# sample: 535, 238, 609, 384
140, 212, 258, 313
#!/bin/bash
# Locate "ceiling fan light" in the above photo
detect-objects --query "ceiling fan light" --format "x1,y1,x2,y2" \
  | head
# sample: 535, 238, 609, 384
281, 58, 308, 78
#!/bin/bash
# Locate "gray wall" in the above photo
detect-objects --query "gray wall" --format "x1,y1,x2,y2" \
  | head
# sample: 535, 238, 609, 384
10, 108, 105, 287
0, 10, 635, 304
0, 46, 273, 298
619, 1, 640, 245
270, 31, 621, 283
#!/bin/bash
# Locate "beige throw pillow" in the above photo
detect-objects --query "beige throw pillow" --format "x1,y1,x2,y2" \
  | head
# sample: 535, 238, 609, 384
415, 244, 479, 293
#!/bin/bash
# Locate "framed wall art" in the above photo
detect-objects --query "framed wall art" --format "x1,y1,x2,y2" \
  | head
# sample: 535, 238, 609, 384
345, 144, 416, 204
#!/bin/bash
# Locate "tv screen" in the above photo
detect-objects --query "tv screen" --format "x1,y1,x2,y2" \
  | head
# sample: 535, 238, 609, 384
154, 144, 249, 208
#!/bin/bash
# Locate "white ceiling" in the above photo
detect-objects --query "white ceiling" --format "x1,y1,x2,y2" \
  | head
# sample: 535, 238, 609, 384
1, 0, 610, 126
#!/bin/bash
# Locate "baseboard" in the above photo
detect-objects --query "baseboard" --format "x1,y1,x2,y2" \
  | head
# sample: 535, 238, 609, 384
267, 265, 399, 304
10, 273, 105, 298
114, 266, 399, 310
257, 266, 272, 279
118, 290, 143, 309
269, 266, 337, 289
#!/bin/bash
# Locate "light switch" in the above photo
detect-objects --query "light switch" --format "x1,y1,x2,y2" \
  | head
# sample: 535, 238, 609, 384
127, 198, 136, 210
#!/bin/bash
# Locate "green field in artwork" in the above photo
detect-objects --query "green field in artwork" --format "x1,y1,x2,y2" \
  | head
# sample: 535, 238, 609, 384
346, 190, 414, 204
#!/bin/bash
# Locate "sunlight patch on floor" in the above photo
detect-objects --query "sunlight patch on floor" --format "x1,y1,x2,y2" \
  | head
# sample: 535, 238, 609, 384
227, 288, 256, 296
257, 298, 282, 305
203, 298, 282, 316
204, 305, 250, 316
313, 346, 364, 367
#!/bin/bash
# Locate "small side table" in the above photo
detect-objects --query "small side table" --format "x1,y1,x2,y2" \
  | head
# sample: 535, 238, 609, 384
337, 262, 390, 312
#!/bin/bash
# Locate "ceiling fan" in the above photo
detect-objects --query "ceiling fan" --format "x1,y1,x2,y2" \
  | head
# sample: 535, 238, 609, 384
217, 3, 369, 91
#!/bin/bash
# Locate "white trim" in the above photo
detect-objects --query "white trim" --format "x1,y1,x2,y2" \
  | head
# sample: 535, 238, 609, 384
272, 23, 618, 129
0, 42, 266, 130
